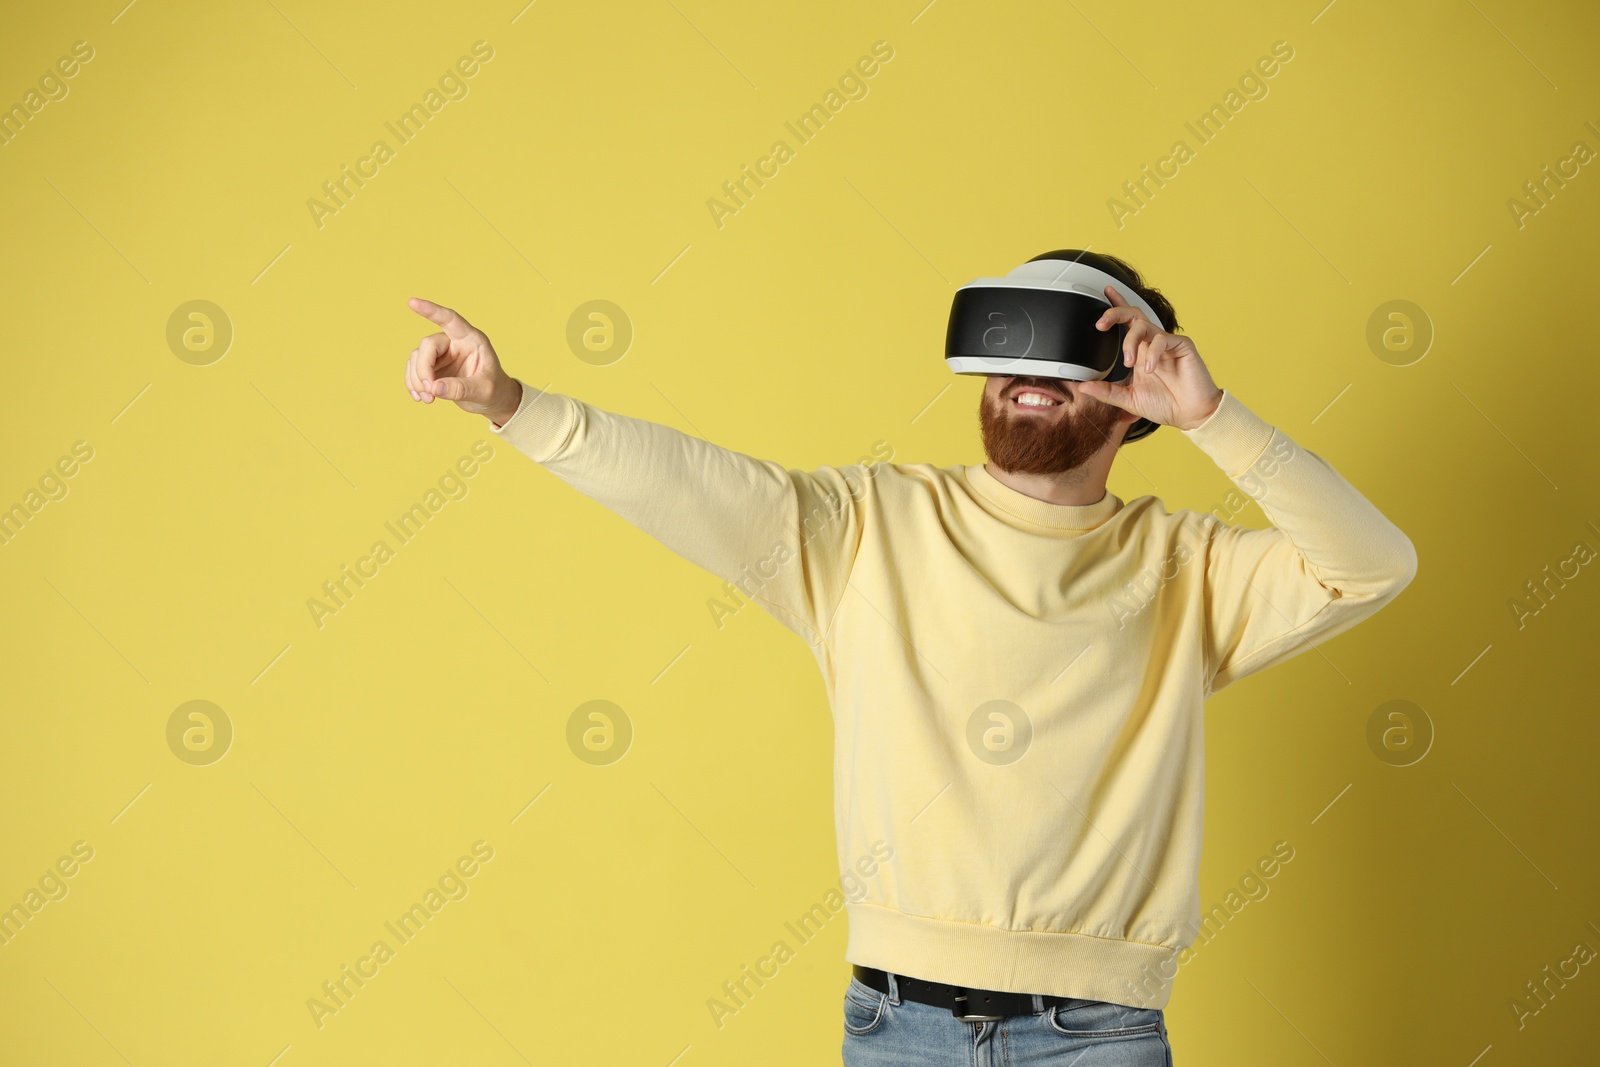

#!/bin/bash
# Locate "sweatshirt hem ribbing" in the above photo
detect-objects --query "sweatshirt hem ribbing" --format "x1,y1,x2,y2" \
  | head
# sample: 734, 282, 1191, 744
844, 902, 1179, 1010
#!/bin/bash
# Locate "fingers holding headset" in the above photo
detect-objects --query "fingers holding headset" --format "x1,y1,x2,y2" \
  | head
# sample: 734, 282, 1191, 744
1138, 329, 1174, 375
1096, 287, 1146, 365
1098, 286, 1168, 374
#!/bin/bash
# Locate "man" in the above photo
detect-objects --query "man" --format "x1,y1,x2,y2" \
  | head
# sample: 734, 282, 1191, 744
401, 250, 1416, 1065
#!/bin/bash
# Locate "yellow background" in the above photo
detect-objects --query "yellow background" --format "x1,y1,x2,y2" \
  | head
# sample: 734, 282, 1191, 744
2, 1, 1597, 1064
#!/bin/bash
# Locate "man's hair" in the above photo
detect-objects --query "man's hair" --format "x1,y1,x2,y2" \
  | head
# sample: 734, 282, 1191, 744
1026, 249, 1180, 334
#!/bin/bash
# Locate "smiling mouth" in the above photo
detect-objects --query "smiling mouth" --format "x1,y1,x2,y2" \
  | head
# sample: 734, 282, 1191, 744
1008, 383, 1066, 410
1011, 397, 1058, 413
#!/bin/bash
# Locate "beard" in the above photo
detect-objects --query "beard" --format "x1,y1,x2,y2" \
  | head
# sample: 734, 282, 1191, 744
979, 385, 1125, 475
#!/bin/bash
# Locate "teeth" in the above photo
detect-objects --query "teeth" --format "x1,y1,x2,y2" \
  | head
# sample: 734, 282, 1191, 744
1015, 394, 1057, 407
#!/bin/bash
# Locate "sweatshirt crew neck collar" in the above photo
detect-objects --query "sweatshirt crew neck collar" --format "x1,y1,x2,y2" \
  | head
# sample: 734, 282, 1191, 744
961, 463, 1123, 531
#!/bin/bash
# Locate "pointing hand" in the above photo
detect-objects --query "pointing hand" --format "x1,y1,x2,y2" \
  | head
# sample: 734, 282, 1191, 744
405, 297, 523, 427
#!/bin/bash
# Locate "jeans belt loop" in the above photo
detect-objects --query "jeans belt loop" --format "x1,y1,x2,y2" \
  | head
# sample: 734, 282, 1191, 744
885, 972, 900, 1006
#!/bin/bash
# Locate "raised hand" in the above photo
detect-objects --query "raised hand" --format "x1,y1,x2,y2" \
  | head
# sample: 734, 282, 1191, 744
1074, 287, 1223, 432
404, 297, 523, 426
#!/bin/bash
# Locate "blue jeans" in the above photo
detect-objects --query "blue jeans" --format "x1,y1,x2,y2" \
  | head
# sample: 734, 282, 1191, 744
842, 974, 1175, 1066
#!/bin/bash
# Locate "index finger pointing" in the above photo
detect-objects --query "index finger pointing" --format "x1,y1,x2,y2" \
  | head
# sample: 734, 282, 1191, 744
408, 297, 477, 341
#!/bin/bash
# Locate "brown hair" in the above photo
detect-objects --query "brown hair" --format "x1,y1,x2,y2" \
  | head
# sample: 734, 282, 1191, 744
1027, 249, 1180, 334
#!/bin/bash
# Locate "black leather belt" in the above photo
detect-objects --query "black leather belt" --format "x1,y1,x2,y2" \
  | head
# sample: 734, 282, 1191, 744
851, 964, 1073, 1022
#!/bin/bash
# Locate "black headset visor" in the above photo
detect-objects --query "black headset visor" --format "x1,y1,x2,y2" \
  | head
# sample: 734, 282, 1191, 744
945, 286, 1127, 381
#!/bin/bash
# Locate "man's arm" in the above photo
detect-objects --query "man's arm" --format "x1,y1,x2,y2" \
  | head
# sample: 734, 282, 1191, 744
400, 296, 864, 647
1180, 390, 1418, 693
1075, 289, 1417, 695
488, 378, 867, 645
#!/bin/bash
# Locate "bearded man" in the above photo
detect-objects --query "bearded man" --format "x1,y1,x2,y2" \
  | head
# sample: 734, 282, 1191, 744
398, 248, 1416, 1066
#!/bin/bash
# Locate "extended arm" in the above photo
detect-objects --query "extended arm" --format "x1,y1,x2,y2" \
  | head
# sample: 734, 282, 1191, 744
488, 378, 866, 644
401, 298, 865, 646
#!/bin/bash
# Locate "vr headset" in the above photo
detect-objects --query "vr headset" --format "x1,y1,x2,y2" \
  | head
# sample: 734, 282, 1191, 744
946, 254, 1162, 443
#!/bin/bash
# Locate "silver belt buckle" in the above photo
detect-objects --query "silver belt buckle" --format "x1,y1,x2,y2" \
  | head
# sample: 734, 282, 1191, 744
951, 991, 1003, 1022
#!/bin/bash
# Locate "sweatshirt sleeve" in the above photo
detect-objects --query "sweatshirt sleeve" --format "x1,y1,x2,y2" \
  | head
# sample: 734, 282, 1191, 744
1179, 389, 1418, 694
488, 378, 866, 647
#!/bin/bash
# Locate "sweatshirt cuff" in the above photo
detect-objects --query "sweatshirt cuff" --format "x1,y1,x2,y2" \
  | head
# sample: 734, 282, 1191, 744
489, 378, 579, 462
1179, 389, 1278, 479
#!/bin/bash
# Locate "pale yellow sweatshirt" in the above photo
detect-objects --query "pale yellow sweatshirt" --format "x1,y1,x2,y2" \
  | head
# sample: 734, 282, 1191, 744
490, 380, 1417, 1009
